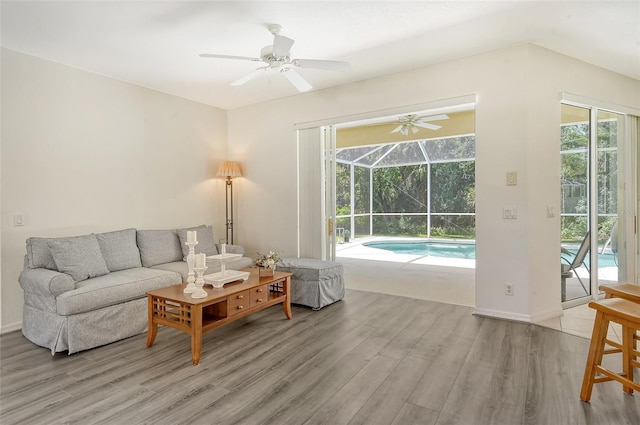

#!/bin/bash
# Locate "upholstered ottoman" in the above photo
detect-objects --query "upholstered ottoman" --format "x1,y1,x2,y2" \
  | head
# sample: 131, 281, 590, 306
278, 258, 345, 310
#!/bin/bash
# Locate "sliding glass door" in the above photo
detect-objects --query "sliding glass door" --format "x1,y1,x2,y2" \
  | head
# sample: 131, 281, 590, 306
560, 104, 628, 305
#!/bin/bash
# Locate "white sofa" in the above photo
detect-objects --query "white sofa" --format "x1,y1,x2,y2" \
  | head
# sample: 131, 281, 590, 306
19, 225, 253, 354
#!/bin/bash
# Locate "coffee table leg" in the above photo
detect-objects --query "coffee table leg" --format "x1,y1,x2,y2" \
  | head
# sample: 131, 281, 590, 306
191, 305, 203, 365
146, 295, 158, 347
283, 276, 292, 320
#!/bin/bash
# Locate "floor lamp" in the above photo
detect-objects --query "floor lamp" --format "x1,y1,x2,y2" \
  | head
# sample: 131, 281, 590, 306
216, 161, 243, 244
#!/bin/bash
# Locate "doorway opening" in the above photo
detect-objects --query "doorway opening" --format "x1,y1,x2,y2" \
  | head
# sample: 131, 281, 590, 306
332, 103, 476, 306
560, 103, 630, 308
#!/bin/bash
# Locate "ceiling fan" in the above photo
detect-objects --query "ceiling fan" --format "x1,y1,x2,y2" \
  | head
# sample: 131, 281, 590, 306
200, 24, 349, 92
391, 114, 449, 136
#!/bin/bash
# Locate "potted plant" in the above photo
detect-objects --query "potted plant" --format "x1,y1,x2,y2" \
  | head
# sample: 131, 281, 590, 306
255, 250, 281, 277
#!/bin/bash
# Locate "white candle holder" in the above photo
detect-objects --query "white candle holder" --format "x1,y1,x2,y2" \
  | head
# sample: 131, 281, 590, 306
183, 241, 198, 294
191, 266, 208, 299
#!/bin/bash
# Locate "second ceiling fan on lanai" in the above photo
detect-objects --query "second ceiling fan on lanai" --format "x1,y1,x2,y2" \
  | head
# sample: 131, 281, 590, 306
391, 114, 450, 136
200, 24, 349, 92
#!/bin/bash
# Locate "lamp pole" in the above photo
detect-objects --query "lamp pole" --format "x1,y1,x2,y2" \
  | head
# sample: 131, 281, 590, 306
226, 176, 234, 244
217, 161, 242, 245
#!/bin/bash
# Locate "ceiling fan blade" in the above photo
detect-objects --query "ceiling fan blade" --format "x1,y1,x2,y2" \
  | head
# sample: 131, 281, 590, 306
419, 114, 449, 122
391, 125, 404, 134
230, 67, 268, 86
414, 122, 442, 131
294, 58, 349, 72
199, 53, 261, 62
281, 68, 312, 92
272, 34, 294, 56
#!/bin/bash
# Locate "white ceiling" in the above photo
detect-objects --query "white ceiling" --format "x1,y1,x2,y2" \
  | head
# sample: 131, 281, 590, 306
2, 1, 639, 110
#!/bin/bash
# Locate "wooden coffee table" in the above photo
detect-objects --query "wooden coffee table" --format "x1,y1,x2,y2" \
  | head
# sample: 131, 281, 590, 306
146, 268, 292, 365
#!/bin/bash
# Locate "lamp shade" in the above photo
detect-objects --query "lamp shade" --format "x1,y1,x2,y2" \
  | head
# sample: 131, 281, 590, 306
216, 161, 243, 178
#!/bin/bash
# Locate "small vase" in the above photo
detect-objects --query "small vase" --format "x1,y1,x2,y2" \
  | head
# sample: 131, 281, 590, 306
259, 267, 275, 277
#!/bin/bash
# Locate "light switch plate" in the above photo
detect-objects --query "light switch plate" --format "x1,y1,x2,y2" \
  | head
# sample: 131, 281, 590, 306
506, 171, 517, 186
13, 214, 24, 226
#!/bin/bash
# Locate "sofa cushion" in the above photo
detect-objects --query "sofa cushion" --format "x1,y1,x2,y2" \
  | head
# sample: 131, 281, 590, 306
176, 225, 218, 260
56, 268, 182, 315
136, 229, 183, 268
96, 228, 142, 272
25, 237, 58, 270
49, 234, 110, 283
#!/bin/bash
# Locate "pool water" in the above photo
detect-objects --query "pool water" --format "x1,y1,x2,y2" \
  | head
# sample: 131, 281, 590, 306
363, 241, 475, 260
364, 240, 618, 268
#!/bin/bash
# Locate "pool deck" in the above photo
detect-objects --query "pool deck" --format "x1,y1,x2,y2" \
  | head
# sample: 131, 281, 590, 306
337, 236, 476, 307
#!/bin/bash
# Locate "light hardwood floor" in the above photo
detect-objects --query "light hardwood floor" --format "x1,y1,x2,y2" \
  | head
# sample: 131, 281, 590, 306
1, 289, 639, 425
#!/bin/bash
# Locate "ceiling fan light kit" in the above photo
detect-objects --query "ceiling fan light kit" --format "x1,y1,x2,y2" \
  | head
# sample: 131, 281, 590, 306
200, 24, 349, 92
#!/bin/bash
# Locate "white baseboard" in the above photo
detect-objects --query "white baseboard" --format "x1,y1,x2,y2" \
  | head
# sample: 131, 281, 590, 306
1, 321, 22, 334
473, 307, 563, 324
473, 308, 532, 323
530, 308, 563, 323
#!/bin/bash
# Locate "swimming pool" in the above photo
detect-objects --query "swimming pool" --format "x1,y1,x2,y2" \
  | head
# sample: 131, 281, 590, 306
364, 240, 618, 268
363, 240, 475, 260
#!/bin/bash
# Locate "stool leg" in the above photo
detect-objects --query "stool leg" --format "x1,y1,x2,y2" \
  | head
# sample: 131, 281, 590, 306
581, 310, 609, 402
623, 325, 634, 394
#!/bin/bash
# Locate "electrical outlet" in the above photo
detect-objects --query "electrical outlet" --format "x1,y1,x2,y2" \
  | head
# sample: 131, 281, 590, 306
503, 207, 517, 219
505, 283, 514, 296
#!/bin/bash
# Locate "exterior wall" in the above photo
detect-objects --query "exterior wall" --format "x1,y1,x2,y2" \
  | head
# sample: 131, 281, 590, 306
0, 49, 228, 331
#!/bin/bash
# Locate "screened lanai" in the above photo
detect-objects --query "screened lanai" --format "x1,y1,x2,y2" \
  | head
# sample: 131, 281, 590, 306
334, 122, 476, 242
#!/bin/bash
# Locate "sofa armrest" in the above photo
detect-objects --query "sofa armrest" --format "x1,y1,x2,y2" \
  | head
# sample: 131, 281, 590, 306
19, 268, 75, 297
216, 243, 245, 256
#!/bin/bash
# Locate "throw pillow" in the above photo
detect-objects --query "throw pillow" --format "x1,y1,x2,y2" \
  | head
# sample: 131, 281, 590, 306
137, 229, 183, 267
96, 228, 143, 272
176, 225, 218, 260
49, 234, 110, 282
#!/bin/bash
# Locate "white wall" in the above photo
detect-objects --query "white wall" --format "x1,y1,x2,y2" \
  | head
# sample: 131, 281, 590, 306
0, 49, 228, 331
227, 44, 640, 323
2, 44, 638, 331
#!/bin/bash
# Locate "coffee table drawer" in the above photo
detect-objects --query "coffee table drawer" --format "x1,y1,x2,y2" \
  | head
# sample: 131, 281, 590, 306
228, 290, 250, 316
250, 284, 269, 308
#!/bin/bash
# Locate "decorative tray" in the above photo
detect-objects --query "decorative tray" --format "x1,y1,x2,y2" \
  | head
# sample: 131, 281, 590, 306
206, 253, 242, 261
203, 270, 250, 288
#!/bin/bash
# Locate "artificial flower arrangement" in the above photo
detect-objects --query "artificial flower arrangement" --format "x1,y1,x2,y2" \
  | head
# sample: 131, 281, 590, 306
255, 250, 281, 270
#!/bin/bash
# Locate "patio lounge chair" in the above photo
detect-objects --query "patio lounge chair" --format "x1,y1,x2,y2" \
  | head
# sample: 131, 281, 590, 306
561, 231, 590, 297
601, 221, 618, 265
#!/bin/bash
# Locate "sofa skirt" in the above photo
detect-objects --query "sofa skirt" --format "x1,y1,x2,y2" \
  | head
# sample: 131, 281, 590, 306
22, 298, 149, 355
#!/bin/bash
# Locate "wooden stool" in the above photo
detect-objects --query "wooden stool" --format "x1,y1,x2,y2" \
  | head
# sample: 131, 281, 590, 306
580, 298, 640, 401
600, 284, 640, 356
600, 283, 640, 303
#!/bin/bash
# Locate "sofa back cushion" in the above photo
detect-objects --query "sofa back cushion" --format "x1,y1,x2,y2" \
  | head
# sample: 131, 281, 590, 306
25, 237, 58, 270
96, 228, 142, 272
176, 225, 218, 260
49, 234, 110, 282
137, 229, 183, 268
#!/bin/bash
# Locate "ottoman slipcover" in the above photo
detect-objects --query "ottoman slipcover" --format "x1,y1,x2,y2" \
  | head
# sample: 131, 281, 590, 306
278, 258, 344, 310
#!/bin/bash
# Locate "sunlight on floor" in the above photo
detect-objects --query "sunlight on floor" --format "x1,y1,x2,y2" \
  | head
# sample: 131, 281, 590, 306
338, 236, 617, 343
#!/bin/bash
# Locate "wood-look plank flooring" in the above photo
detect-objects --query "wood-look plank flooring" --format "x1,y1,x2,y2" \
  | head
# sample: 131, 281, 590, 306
1, 289, 640, 425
